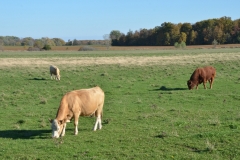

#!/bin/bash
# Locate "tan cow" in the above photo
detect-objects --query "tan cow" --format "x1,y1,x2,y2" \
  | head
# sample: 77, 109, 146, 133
50, 65, 60, 80
50, 86, 105, 138
187, 66, 216, 90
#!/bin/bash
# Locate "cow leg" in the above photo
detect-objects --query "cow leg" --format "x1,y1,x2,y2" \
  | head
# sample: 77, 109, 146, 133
93, 115, 102, 131
210, 78, 214, 89
61, 123, 67, 137
73, 113, 80, 135
93, 109, 102, 131
203, 80, 207, 89
74, 119, 79, 135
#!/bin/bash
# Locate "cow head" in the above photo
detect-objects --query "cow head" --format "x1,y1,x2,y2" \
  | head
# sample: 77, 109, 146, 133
50, 119, 65, 138
187, 80, 195, 90
56, 74, 60, 81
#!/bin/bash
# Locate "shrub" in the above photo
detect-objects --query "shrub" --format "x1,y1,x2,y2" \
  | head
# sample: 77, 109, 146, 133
174, 41, 186, 49
174, 42, 180, 48
42, 44, 51, 50
212, 39, 218, 48
78, 46, 97, 51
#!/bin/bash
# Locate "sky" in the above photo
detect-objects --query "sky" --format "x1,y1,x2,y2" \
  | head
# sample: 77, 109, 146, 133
1, 0, 239, 41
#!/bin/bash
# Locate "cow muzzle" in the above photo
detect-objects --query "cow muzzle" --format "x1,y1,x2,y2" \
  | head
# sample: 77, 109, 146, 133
52, 132, 60, 138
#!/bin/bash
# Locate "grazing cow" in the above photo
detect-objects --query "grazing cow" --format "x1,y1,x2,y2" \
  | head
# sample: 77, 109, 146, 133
50, 65, 60, 80
50, 86, 105, 138
187, 66, 216, 90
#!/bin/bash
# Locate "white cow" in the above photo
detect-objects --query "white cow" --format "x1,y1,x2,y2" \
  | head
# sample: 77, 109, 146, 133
50, 65, 60, 80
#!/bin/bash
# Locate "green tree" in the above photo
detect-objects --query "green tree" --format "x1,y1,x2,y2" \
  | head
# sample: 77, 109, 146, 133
189, 30, 197, 45
178, 32, 187, 43
110, 30, 121, 40
41, 37, 55, 46
202, 27, 213, 44
52, 38, 65, 46
21, 37, 34, 46
42, 44, 51, 50
34, 40, 44, 48
163, 32, 171, 45
213, 26, 224, 44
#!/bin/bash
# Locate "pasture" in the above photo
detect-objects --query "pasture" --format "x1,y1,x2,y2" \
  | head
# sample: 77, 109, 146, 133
0, 48, 240, 159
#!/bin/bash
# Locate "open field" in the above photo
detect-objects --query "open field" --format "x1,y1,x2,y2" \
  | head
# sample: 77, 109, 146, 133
0, 48, 240, 159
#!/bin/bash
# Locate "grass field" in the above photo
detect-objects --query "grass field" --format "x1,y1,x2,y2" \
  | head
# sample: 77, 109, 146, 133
0, 48, 240, 159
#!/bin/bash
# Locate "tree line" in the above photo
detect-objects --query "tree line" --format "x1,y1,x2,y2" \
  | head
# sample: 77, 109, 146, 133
0, 36, 109, 48
1, 16, 239, 48
110, 16, 240, 46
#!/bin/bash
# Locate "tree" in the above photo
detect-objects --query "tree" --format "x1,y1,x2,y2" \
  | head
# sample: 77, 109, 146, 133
0, 39, 4, 51
103, 34, 111, 49
202, 27, 213, 44
34, 39, 44, 48
213, 26, 224, 44
180, 23, 192, 35
163, 32, 171, 45
65, 39, 73, 46
110, 30, 121, 40
42, 44, 51, 50
41, 37, 55, 46
52, 38, 65, 46
21, 37, 34, 46
116, 33, 126, 46
73, 39, 78, 45
189, 30, 197, 45
212, 39, 218, 48
178, 32, 187, 43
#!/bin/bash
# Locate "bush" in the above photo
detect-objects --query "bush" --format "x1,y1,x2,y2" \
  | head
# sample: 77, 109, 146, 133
78, 46, 97, 51
174, 41, 186, 49
212, 39, 218, 48
174, 42, 180, 48
42, 44, 51, 50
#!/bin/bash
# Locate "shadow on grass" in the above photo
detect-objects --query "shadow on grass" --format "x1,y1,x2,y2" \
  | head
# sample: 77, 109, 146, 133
0, 129, 50, 139
151, 86, 188, 91
28, 77, 47, 80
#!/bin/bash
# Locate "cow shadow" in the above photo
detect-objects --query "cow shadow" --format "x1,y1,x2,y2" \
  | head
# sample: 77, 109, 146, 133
28, 77, 47, 80
151, 86, 188, 91
0, 129, 50, 139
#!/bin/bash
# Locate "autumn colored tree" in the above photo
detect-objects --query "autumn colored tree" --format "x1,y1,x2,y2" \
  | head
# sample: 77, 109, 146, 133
52, 38, 65, 46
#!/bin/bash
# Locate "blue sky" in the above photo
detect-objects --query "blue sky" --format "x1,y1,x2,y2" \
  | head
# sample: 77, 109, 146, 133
1, 0, 239, 41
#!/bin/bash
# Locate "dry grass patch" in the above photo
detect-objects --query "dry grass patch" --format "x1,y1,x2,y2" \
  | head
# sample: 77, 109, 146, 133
0, 52, 240, 68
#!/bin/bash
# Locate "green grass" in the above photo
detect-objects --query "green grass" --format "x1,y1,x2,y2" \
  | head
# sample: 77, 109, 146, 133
0, 49, 240, 159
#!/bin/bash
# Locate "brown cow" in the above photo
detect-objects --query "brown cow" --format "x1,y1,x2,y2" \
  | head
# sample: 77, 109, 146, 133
187, 66, 216, 90
50, 86, 105, 138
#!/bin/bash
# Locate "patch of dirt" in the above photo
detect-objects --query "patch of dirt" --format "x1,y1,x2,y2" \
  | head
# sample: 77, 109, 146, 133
0, 53, 239, 68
